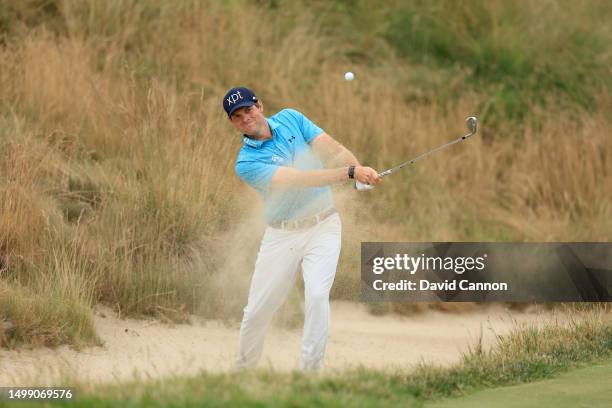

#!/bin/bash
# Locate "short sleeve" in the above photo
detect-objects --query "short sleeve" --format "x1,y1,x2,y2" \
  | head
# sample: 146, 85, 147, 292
235, 160, 278, 196
285, 109, 323, 143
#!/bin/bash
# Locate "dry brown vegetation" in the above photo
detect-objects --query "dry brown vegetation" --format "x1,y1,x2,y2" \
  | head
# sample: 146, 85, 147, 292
0, 0, 610, 347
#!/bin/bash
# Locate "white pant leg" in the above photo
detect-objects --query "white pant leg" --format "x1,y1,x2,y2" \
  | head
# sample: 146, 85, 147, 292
300, 213, 342, 371
236, 227, 304, 369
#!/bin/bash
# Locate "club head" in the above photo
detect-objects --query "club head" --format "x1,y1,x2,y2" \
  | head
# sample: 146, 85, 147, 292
466, 116, 478, 135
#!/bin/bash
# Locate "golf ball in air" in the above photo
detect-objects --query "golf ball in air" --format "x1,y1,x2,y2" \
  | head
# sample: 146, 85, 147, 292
344, 71, 354, 81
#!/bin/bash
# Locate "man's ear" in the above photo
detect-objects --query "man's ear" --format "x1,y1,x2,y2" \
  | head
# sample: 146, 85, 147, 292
256, 100, 264, 112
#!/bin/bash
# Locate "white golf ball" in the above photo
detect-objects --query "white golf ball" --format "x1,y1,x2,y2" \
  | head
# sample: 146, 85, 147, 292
344, 71, 355, 81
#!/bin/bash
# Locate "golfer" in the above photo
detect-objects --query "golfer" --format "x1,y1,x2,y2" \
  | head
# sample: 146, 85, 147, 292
223, 86, 380, 371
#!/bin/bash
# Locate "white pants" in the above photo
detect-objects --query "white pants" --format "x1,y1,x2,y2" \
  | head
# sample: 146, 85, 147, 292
236, 212, 341, 371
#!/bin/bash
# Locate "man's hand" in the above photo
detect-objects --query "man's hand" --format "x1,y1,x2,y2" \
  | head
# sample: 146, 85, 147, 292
354, 166, 381, 186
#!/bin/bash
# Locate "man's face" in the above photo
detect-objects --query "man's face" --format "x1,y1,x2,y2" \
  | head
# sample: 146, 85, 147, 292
228, 103, 267, 138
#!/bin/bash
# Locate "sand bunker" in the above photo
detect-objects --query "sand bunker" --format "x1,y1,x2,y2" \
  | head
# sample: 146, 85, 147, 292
0, 301, 564, 386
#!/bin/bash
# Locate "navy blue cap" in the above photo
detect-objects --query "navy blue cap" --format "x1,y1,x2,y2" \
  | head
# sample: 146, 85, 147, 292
223, 87, 258, 117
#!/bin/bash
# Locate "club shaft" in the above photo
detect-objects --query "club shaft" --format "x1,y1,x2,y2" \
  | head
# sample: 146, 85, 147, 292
378, 130, 475, 178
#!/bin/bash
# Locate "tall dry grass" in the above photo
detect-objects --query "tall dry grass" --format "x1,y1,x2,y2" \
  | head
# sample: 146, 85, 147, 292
0, 0, 610, 346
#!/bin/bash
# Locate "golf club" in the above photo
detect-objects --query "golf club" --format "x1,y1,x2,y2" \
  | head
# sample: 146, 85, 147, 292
356, 116, 478, 191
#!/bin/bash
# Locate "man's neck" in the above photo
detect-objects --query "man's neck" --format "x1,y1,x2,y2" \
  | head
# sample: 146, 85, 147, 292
246, 121, 272, 141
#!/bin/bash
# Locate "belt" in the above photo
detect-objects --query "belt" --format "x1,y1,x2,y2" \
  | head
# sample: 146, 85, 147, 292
268, 208, 337, 230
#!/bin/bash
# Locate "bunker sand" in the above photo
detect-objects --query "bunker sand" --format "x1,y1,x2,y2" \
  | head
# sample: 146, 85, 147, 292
0, 301, 563, 386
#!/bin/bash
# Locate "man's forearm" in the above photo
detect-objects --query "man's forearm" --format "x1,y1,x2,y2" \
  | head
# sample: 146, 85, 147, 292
326, 145, 361, 167
270, 167, 349, 190
312, 133, 361, 167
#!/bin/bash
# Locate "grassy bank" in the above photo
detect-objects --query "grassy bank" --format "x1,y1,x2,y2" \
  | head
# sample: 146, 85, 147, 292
429, 362, 612, 408
0, 0, 611, 347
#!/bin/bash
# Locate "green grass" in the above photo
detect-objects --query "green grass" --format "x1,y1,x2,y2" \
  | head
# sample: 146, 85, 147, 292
381, 0, 612, 124
428, 360, 612, 408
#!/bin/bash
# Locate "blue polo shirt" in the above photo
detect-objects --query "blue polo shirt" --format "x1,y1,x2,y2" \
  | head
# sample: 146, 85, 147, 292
235, 108, 334, 223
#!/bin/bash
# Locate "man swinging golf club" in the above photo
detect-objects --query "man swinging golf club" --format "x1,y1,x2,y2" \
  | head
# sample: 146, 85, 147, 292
223, 86, 380, 371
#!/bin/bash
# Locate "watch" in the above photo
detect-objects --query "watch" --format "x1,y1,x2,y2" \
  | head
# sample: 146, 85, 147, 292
348, 165, 355, 179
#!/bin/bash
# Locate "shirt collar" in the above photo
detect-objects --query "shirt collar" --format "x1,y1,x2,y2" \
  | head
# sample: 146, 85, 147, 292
242, 136, 264, 149
242, 118, 280, 149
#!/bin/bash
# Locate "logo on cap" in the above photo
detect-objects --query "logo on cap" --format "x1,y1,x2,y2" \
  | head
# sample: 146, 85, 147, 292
223, 87, 258, 117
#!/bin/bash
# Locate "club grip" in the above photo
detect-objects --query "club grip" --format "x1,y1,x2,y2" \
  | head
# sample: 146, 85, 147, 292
355, 181, 375, 191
